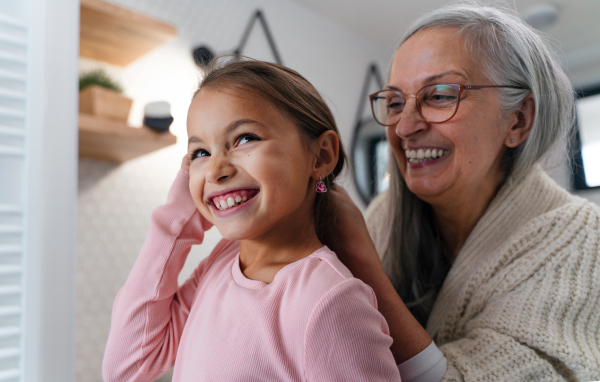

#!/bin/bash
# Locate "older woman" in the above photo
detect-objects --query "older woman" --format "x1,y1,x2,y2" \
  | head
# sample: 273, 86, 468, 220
326, 3, 600, 382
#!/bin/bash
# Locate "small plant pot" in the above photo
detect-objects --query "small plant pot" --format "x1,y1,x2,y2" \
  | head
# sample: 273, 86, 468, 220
79, 85, 133, 122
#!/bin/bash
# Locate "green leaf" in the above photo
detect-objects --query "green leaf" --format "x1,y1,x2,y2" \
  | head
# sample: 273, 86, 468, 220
79, 69, 123, 93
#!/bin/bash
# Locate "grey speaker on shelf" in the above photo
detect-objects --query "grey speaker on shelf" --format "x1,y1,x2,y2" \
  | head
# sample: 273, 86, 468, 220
144, 101, 173, 132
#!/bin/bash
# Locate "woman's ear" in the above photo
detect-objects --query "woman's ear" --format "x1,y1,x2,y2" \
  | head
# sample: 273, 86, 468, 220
311, 130, 339, 180
505, 93, 535, 147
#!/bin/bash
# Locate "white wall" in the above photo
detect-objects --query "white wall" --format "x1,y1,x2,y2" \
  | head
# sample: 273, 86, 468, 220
76, 0, 386, 380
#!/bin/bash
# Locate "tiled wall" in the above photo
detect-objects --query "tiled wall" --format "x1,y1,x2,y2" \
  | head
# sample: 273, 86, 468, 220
76, 0, 386, 380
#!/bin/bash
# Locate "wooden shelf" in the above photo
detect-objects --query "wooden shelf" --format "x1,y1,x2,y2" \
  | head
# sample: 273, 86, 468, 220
80, 0, 177, 66
78, 0, 178, 163
79, 114, 177, 163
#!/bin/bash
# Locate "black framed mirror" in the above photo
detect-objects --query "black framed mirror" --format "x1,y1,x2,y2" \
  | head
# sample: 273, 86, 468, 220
353, 119, 389, 203
571, 84, 600, 190
351, 64, 389, 205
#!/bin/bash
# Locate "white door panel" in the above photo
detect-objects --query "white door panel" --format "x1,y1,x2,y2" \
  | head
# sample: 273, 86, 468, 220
0, 12, 27, 382
0, 0, 78, 380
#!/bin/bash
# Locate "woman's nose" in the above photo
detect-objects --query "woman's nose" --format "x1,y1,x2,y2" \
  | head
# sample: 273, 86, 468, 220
205, 154, 236, 184
393, 98, 426, 139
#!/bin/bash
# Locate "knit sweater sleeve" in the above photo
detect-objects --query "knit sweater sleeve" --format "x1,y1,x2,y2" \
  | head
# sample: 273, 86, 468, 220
102, 170, 214, 382
437, 201, 600, 382
304, 278, 402, 381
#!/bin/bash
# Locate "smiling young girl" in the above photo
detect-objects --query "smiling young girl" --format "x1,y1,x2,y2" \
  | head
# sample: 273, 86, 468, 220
102, 58, 401, 381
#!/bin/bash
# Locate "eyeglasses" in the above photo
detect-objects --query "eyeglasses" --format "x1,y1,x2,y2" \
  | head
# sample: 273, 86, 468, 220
369, 83, 527, 126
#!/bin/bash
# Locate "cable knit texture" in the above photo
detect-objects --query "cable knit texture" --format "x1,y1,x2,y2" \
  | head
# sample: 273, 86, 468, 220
366, 166, 600, 381
103, 170, 401, 382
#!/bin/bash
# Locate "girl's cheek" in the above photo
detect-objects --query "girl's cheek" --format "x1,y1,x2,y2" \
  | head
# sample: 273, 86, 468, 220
188, 178, 202, 206
188, 172, 214, 221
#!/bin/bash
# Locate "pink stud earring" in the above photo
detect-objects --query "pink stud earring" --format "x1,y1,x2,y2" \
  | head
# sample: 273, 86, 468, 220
315, 176, 327, 193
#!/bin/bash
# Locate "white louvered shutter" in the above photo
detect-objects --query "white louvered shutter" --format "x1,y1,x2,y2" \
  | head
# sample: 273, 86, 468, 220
0, 0, 78, 379
0, 12, 27, 382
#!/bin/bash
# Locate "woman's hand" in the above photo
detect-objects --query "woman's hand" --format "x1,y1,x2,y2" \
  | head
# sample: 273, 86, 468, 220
181, 154, 191, 172
322, 185, 380, 269
323, 185, 433, 364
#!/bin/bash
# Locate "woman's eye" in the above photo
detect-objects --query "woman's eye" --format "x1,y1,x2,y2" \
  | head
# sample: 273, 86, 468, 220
386, 96, 405, 112
388, 100, 405, 110
191, 149, 210, 160
237, 134, 260, 146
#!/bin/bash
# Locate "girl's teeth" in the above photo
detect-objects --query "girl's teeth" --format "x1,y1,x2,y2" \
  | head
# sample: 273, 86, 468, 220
213, 191, 252, 211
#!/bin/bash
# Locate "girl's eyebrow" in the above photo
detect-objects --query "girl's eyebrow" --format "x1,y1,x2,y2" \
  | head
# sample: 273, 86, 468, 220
188, 119, 265, 146
224, 119, 265, 135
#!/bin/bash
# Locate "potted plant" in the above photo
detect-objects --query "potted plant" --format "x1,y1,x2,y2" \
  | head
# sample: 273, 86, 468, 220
79, 69, 132, 122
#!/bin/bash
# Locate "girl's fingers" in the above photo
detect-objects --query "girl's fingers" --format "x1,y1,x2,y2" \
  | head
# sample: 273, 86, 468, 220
181, 154, 191, 172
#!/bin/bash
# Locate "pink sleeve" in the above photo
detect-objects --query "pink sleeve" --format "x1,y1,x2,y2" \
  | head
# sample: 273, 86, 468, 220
102, 170, 213, 382
304, 279, 402, 382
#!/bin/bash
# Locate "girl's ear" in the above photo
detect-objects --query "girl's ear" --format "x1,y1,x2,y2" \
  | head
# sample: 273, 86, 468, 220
311, 130, 339, 180
505, 93, 535, 148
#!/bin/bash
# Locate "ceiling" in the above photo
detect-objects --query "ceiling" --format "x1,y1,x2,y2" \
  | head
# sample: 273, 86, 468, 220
288, 0, 600, 87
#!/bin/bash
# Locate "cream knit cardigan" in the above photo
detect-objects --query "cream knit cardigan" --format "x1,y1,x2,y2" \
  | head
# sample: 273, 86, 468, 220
365, 167, 600, 381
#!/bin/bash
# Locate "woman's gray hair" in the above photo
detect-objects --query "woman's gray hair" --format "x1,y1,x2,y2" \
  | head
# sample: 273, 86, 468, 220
383, 1, 576, 326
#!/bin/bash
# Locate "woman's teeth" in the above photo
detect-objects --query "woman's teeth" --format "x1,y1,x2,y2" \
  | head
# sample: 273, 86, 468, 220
405, 148, 448, 163
213, 191, 249, 211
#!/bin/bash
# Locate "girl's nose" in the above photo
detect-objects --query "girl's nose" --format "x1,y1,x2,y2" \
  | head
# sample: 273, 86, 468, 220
205, 154, 236, 184
393, 98, 426, 139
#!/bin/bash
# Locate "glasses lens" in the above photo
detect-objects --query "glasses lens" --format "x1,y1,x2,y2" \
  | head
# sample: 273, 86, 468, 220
418, 84, 459, 122
372, 90, 404, 126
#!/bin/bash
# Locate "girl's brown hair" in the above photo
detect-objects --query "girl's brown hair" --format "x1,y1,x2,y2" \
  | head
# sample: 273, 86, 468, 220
196, 56, 347, 241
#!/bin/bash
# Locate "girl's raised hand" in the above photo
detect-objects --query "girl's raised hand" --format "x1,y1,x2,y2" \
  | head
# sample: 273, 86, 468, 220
181, 154, 191, 172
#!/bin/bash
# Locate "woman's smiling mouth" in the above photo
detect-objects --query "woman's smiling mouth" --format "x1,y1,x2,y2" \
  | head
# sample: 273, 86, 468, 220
405, 148, 449, 164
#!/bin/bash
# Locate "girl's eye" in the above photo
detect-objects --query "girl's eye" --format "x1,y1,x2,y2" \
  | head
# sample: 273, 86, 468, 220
237, 133, 260, 146
191, 149, 210, 160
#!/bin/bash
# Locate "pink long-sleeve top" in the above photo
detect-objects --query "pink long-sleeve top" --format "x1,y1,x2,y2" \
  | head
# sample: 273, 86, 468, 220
102, 170, 402, 382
